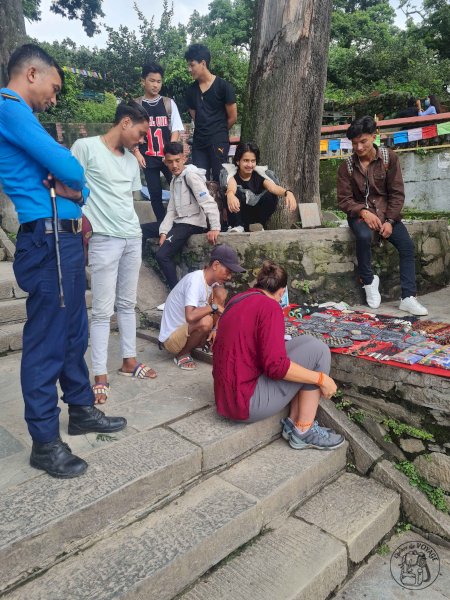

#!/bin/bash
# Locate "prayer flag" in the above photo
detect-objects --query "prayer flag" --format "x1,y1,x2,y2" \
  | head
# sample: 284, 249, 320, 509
328, 139, 340, 151
340, 138, 352, 150
393, 131, 408, 144
375, 134, 381, 146
407, 128, 423, 142
437, 122, 450, 135
422, 125, 438, 139
320, 139, 328, 152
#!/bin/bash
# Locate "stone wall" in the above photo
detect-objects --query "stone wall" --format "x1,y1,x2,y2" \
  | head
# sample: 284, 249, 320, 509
147, 220, 450, 305
320, 148, 450, 212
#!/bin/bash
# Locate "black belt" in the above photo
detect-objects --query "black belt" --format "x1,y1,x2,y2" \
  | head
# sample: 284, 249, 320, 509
21, 218, 82, 234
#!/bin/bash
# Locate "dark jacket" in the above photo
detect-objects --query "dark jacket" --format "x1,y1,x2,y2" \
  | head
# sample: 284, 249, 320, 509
337, 147, 404, 222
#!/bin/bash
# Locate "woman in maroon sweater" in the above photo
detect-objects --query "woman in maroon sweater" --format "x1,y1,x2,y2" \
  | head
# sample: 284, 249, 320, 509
213, 261, 344, 450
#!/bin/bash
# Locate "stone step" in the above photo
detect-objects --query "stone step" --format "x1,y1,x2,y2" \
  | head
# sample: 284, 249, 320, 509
0, 298, 27, 324
0, 322, 23, 353
5, 440, 348, 600
181, 518, 348, 600
180, 472, 399, 600
0, 409, 284, 593
0, 262, 26, 300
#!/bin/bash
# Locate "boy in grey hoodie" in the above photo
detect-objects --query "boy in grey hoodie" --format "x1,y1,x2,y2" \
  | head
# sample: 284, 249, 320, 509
156, 141, 221, 289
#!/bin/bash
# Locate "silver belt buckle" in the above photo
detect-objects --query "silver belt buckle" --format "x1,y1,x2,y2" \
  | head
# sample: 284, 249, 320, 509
72, 218, 82, 234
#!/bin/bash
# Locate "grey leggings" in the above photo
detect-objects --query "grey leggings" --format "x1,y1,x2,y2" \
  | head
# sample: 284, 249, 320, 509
244, 335, 331, 423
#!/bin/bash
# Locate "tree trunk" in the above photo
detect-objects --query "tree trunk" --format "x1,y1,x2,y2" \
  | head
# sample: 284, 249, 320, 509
242, 0, 332, 208
0, 0, 26, 88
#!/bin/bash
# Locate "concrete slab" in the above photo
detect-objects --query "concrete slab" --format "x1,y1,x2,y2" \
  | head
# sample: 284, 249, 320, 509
0, 322, 23, 352
317, 399, 384, 474
334, 530, 450, 599
169, 406, 286, 472
372, 460, 450, 541
136, 263, 168, 313
181, 518, 347, 600
0, 426, 24, 459
0, 227, 16, 260
6, 477, 262, 600
296, 473, 400, 563
0, 428, 202, 592
220, 438, 348, 525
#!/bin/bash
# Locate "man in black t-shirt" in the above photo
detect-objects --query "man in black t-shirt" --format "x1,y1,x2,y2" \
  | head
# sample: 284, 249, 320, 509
133, 62, 184, 225
185, 44, 237, 182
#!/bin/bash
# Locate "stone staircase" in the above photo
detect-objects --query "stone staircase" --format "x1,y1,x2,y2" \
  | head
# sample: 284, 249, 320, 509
0, 361, 405, 600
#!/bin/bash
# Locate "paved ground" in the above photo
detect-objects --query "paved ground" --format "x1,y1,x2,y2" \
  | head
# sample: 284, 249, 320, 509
0, 334, 213, 491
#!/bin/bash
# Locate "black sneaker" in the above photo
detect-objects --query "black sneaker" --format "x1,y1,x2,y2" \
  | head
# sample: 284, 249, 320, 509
68, 405, 127, 436
30, 437, 88, 478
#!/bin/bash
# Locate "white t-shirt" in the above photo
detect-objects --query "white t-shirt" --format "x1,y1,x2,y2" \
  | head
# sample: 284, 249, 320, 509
159, 270, 211, 342
72, 136, 142, 238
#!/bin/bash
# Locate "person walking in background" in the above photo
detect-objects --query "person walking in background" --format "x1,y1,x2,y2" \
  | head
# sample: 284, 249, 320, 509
0, 44, 126, 478
185, 44, 237, 182
72, 101, 158, 406
134, 62, 184, 226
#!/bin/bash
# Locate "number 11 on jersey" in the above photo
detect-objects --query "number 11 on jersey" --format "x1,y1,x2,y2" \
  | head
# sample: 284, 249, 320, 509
145, 128, 165, 157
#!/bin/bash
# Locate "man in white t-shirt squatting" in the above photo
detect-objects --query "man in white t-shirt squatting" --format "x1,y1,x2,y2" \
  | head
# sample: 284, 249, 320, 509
72, 101, 158, 405
159, 244, 245, 370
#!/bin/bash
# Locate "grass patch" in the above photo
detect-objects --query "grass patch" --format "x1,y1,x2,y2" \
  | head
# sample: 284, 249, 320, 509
395, 461, 449, 513
382, 418, 434, 441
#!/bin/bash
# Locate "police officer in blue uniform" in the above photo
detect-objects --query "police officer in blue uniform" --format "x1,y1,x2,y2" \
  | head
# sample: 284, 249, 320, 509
0, 44, 126, 478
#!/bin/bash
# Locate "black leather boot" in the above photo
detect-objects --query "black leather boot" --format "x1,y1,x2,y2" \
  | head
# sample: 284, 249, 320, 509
68, 405, 127, 436
30, 437, 88, 478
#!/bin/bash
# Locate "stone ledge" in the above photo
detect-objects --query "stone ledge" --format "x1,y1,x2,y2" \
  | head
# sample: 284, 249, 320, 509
372, 460, 450, 541
156, 220, 450, 304
296, 472, 400, 563
317, 399, 384, 474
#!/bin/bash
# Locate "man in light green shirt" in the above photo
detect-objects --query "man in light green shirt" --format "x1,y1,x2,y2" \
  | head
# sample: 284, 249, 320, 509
72, 102, 158, 404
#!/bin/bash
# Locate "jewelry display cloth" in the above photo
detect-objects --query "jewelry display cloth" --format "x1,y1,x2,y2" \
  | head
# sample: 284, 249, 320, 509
283, 305, 450, 378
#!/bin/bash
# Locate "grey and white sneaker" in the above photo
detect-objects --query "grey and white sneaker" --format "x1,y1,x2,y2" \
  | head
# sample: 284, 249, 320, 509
227, 225, 245, 233
281, 417, 295, 440
399, 296, 428, 316
289, 421, 345, 450
363, 275, 381, 309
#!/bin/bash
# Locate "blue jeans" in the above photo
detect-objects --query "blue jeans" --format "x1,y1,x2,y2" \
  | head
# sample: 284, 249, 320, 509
348, 217, 417, 298
14, 220, 93, 443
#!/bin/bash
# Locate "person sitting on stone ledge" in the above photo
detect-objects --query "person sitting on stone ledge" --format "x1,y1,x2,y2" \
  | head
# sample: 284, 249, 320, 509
212, 260, 345, 450
337, 115, 428, 316
159, 244, 245, 370
155, 141, 221, 290
222, 141, 297, 232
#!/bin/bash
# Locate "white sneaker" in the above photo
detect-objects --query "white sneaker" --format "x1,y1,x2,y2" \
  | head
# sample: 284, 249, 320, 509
399, 296, 428, 316
156, 303, 165, 311
227, 225, 245, 233
363, 275, 381, 309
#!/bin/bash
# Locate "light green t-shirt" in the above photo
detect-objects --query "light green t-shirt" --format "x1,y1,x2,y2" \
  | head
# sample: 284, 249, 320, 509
72, 136, 142, 238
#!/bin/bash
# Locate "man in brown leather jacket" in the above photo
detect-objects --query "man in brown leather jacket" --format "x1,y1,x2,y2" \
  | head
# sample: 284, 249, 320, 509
337, 116, 427, 316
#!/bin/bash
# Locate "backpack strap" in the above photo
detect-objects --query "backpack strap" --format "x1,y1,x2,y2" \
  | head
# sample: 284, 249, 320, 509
345, 156, 353, 176
221, 290, 265, 318
162, 96, 172, 125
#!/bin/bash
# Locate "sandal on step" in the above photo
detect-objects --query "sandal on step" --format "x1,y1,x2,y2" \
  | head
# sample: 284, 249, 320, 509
92, 382, 110, 404
117, 363, 157, 379
174, 355, 197, 370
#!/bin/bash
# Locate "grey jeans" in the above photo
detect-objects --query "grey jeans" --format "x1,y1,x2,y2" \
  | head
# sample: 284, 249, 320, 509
244, 336, 331, 423
89, 234, 142, 375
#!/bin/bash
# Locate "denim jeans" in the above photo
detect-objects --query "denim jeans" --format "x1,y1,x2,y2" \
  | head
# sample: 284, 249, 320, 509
348, 217, 417, 298
88, 235, 142, 375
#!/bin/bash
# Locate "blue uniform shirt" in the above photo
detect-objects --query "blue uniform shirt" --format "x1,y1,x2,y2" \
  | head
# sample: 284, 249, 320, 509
0, 88, 89, 223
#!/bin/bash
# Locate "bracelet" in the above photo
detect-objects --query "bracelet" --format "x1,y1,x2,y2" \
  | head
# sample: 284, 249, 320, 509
317, 372, 325, 386
284, 189, 292, 196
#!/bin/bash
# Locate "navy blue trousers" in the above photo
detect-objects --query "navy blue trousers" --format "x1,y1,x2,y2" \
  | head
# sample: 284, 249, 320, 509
14, 220, 94, 443
348, 217, 417, 299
